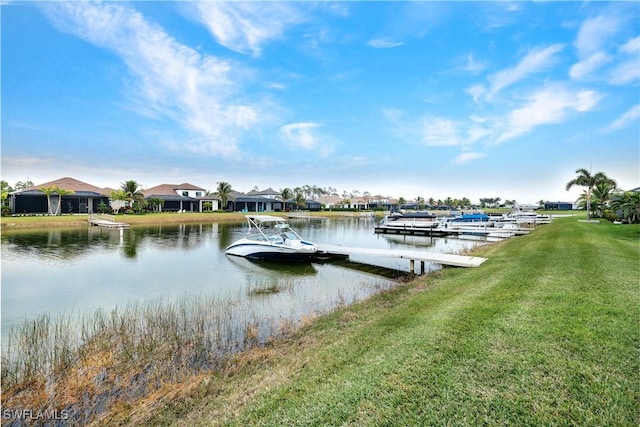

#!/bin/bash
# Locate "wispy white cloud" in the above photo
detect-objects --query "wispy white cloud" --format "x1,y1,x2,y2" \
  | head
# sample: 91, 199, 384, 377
487, 44, 565, 98
420, 116, 462, 147
367, 38, 403, 49
188, 2, 304, 57
569, 51, 612, 81
466, 84, 486, 104
463, 53, 488, 74
453, 151, 486, 165
608, 36, 640, 85
495, 84, 603, 144
571, 10, 639, 84
280, 122, 334, 155
40, 2, 266, 158
574, 12, 622, 57
602, 104, 640, 133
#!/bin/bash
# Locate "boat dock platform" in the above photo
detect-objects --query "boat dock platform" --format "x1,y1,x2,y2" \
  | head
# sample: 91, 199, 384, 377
317, 243, 487, 273
374, 224, 531, 237
88, 214, 130, 229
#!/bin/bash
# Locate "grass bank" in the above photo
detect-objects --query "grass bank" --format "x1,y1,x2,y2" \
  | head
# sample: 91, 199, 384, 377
137, 216, 637, 426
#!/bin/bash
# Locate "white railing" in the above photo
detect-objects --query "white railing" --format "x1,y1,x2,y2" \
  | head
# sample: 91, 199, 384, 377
88, 213, 116, 223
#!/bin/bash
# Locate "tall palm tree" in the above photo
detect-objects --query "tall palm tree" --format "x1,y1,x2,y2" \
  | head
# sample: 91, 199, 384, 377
40, 186, 57, 215
54, 187, 75, 215
279, 187, 292, 211
121, 180, 144, 204
216, 181, 233, 211
565, 168, 616, 221
293, 190, 306, 210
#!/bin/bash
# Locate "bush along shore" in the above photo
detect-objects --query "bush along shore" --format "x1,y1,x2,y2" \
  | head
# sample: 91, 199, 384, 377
1, 215, 638, 426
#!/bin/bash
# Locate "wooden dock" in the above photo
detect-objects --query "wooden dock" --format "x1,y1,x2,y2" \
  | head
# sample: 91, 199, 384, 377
88, 214, 130, 229
317, 243, 487, 271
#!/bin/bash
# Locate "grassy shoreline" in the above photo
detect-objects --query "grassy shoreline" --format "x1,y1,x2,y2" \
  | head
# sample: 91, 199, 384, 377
138, 215, 638, 426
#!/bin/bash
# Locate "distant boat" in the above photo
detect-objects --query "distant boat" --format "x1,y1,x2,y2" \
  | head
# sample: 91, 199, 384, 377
225, 215, 319, 261
447, 212, 493, 226
502, 211, 553, 224
380, 211, 440, 229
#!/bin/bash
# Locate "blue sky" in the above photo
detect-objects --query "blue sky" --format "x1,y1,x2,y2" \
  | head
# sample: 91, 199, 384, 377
2, 1, 638, 203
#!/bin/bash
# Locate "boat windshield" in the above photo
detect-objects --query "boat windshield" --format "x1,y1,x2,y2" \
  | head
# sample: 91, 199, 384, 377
246, 216, 304, 242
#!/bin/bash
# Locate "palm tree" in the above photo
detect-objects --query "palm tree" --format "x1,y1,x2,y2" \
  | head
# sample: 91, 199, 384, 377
39, 186, 57, 215
121, 180, 144, 205
591, 181, 618, 218
280, 187, 292, 211
40, 186, 74, 215
416, 196, 425, 210
52, 187, 75, 215
611, 191, 640, 223
216, 181, 233, 211
147, 197, 165, 213
565, 168, 616, 221
293, 190, 306, 210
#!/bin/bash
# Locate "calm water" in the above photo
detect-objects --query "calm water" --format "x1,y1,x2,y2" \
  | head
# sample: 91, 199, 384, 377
1, 216, 487, 343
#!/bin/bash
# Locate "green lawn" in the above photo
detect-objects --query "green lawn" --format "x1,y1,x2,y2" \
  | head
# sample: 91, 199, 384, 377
140, 216, 639, 426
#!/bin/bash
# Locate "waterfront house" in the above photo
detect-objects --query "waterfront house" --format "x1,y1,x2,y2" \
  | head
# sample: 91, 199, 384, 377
9, 177, 110, 214
544, 201, 574, 210
143, 183, 218, 212
228, 189, 284, 212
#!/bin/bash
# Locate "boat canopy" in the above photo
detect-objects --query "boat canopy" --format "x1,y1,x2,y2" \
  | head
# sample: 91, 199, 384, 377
246, 215, 288, 223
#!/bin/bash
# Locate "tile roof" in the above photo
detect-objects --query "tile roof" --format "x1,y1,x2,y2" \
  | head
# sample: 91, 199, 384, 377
25, 177, 107, 195
144, 183, 206, 197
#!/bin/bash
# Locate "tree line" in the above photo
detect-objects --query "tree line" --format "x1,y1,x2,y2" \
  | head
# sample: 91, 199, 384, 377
2, 170, 639, 222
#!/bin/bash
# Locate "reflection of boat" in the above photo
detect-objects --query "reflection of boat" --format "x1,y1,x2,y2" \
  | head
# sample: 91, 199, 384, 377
225, 215, 319, 261
380, 211, 439, 229
226, 253, 318, 276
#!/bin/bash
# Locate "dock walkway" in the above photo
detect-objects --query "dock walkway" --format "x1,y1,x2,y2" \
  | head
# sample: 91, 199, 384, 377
88, 214, 130, 229
317, 243, 487, 269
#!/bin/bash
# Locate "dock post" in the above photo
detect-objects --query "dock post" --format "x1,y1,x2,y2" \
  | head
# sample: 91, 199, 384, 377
420, 261, 425, 275
410, 259, 415, 277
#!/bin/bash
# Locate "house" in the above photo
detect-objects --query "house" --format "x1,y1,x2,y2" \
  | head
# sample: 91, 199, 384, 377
317, 195, 343, 209
246, 187, 281, 199
228, 190, 284, 212
544, 201, 574, 210
144, 183, 218, 212
9, 177, 109, 214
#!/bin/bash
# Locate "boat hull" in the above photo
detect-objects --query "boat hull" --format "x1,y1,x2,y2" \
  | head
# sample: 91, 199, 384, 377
225, 241, 319, 261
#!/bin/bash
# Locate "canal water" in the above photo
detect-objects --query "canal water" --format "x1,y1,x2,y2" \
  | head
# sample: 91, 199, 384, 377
1, 216, 487, 345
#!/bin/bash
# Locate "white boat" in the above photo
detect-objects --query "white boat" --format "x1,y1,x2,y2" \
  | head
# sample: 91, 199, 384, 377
380, 211, 440, 229
501, 211, 553, 225
225, 215, 319, 261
